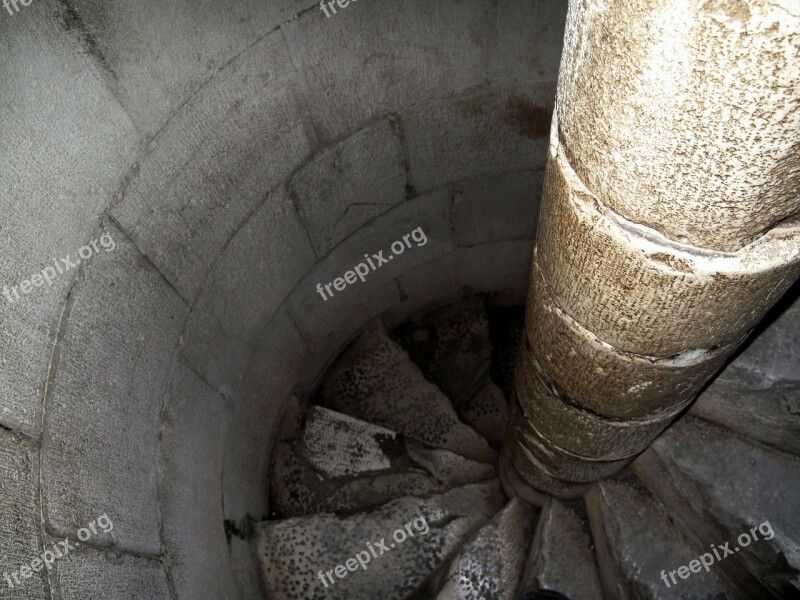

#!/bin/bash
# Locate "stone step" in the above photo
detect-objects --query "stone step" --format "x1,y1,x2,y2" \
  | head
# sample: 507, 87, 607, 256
320, 321, 496, 463
395, 299, 509, 449
586, 477, 734, 599
689, 377, 800, 457
519, 498, 603, 600
257, 481, 506, 600
634, 416, 800, 598
431, 498, 537, 600
270, 404, 496, 517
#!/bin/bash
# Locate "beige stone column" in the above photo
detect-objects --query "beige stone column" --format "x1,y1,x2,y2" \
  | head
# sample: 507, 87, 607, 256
501, 0, 800, 499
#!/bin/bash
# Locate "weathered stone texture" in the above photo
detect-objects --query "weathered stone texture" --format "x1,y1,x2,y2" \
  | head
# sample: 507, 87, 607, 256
526, 264, 736, 417
536, 146, 800, 356
557, 0, 800, 251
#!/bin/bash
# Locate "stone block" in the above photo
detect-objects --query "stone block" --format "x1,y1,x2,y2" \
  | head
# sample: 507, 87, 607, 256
282, 0, 493, 141
180, 185, 316, 395
521, 499, 603, 600
0, 2, 140, 435
586, 478, 733, 599
41, 226, 187, 556
690, 379, 800, 457
291, 118, 407, 256
527, 263, 736, 417
452, 240, 534, 296
159, 360, 237, 600
515, 350, 673, 460
403, 85, 552, 193
433, 498, 536, 600
556, 0, 800, 250
319, 321, 496, 463
507, 396, 632, 483
452, 170, 543, 247
536, 146, 800, 356
53, 546, 171, 600
111, 31, 316, 301
257, 481, 504, 600
65, 0, 309, 136
0, 429, 48, 599
634, 417, 800, 598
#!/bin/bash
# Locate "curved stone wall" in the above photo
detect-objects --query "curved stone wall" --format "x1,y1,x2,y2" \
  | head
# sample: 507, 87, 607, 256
0, 1, 567, 598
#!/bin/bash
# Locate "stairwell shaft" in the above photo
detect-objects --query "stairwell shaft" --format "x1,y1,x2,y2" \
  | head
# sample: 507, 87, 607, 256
503, 0, 800, 498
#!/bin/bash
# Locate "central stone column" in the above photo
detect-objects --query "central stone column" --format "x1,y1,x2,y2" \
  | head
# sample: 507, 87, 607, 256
501, 0, 800, 499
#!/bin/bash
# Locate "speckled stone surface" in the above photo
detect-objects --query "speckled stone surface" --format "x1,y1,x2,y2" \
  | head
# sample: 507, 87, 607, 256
270, 405, 495, 518
257, 481, 505, 600
433, 498, 536, 600
320, 321, 496, 463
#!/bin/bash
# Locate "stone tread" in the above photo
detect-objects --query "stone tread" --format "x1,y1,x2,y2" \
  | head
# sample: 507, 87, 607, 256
586, 477, 734, 599
257, 481, 506, 600
520, 498, 604, 600
432, 497, 537, 600
634, 416, 800, 598
270, 405, 496, 518
319, 321, 496, 463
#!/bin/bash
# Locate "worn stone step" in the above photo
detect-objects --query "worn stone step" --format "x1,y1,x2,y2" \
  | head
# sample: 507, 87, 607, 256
689, 377, 800, 457
430, 498, 537, 600
395, 299, 509, 449
586, 477, 734, 599
270, 404, 496, 517
634, 416, 800, 598
519, 498, 603, 600
257, 481, 506, 600
320, 321, 496, 463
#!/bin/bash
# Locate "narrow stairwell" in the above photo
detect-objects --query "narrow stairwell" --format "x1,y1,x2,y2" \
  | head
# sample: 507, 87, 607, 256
258, 296, 800, 600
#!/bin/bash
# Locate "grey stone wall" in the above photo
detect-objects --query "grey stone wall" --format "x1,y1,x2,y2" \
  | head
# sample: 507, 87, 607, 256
0, 0, 567, 598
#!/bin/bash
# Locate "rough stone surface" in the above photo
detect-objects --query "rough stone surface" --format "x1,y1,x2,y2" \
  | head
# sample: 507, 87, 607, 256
527, 263, 737, 417
727, 288, 800, 388
63, 0, 308, 136
0, 429, 48, 599
41, 227, 187, 556
515, 354, 674, 460
634, 417, 800, 598
453, 241, 535, 296
403, 85, 553, 193
282, 0, 493, 142
257, 481, 505, 600
0, 1, 140, 436
508, 396, 633, 482
159, 360, 236, 600
557, 0, 800, 251
433, 498, 536, 600
452, 170, 544, 247
320, 321, 496, 463
291, 118, 407, 257
536, 145, 800, 356
690, 379, 800, 457
270, 406, 495, 517
490, 0, 567, 84
500, 441, 589, 501
586, 477, 734, 599
111, 31, 316, 302
179, 184, 316, 394
521, 499, 603, 600
53, 546, 171, 600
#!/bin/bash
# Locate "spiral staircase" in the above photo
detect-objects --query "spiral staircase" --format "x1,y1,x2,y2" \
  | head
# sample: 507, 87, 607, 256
257, 296, 800, 600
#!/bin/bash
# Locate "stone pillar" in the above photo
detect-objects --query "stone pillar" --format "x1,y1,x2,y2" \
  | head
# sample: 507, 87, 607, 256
501, 0, 800, 499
